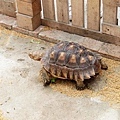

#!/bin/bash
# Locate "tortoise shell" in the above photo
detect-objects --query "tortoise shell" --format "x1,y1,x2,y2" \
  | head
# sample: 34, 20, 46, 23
41, 41, 102, 81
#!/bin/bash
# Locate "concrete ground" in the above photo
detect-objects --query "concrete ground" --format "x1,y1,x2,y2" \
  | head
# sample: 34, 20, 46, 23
0, 26, 120, 120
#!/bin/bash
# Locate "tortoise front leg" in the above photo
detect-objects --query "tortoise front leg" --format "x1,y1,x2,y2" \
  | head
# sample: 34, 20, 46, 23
100, 60, 108, 70
40, 67, 51, 86
76, 80, 86, 90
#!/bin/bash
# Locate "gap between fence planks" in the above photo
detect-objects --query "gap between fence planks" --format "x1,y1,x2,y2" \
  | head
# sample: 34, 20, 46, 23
71, 0, 84, 27
42, 0, 55, 20
56, 0, 69, 24
87, 0, 100, 31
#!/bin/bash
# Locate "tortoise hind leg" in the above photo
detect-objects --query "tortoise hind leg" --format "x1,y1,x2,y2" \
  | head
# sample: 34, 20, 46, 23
100, 60, 108, 70
40, 67, 51, 86
76, 80, 86, 90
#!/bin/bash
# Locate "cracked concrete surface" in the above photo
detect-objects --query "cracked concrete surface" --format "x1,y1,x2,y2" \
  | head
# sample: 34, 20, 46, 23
0, 27, 120, 120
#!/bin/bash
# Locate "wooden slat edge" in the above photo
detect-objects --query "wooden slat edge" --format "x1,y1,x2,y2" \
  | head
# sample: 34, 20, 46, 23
41, 19, 120, 46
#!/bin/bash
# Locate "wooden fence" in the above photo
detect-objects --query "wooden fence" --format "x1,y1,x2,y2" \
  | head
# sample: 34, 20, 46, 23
0, 0, 120, 45
0, 0, 16, 17
41, 0, 120, 45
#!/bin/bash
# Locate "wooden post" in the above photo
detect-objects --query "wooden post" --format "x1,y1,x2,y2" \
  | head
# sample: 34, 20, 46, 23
0, 0, 16, 17
16, 0, 41, 31
0, 0, 3, 14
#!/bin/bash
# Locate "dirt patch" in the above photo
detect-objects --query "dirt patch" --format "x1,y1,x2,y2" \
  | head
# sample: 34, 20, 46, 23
48, 58, 120, 106
0, 111, 7, 120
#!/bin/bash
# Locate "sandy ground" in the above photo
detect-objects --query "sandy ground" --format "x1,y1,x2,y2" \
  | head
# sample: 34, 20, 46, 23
0, 26, 120, 120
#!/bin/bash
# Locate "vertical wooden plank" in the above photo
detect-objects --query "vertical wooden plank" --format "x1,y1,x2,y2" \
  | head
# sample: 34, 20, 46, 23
71, 0, 84, 27
42, 0, 55, 20
87, 0, 100, 31
56, 0, 69, 23
103, 0, 117, 25
0, 0, 3, 13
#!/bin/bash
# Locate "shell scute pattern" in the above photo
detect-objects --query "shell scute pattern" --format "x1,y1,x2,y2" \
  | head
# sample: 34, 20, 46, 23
29, 41, 108, 90
43, 41, 99, 80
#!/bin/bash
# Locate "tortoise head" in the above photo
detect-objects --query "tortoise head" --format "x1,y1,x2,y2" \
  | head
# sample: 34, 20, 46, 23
29, 51, 44, 61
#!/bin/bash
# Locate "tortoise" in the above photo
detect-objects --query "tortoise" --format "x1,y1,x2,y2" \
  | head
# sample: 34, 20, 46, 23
29, 41, 108, 90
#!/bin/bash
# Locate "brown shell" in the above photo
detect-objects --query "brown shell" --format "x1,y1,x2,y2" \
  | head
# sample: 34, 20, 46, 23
42, 41, 102, 81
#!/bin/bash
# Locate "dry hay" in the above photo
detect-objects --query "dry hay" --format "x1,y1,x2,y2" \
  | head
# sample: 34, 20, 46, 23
0, 111, 6, 120
49, 58, 120, 106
